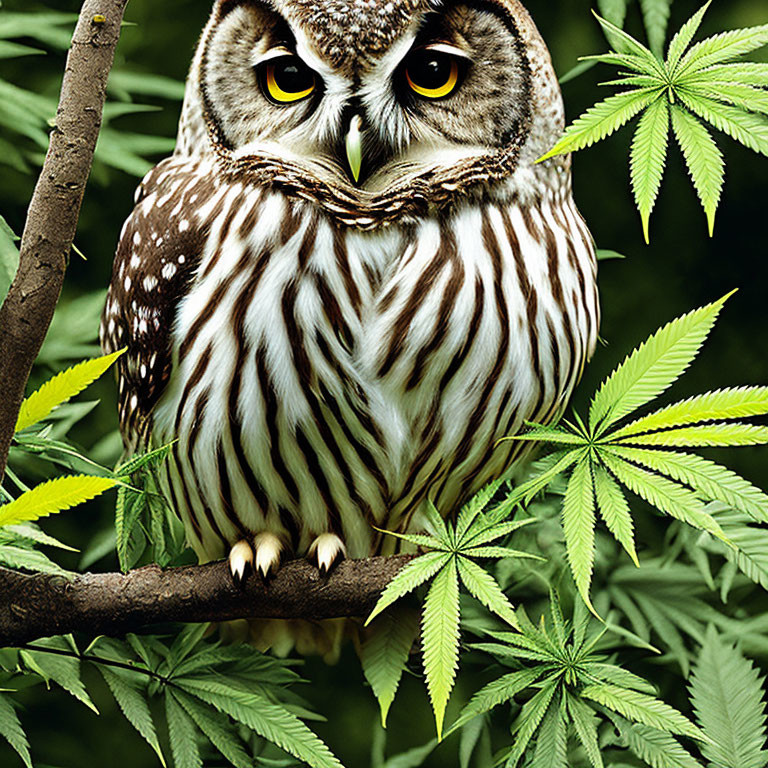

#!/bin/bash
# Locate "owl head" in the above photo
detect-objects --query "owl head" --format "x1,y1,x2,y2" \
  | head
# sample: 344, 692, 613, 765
177, 0, 568, 226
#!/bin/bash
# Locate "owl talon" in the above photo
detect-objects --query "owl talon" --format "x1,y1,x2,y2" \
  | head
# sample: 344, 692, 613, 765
229, 540, 254, 582
254, 532, 283, 578
308, 533, 346, 573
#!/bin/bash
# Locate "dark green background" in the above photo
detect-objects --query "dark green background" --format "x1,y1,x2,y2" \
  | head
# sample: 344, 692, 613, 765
1, 1, 767, 766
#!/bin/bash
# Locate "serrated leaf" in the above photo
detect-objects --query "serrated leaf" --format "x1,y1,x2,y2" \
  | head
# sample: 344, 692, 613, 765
639, 0, 672, 57
593, 463, 639, 565
4, 523, 76, 551
594, 15, 665, 73
581, 683, 705, 740
678, 24, 768, 77
177, 677, 344, 768
670, 105, 724, 235
100, 667, 165, 766
166, 691, 202, 768
531, 693, 567, 768
365, 551, 450, 625
457, 557, 518, 628
505, 449, 586, 508
21, 637, 96, 713
462, 545, 543, 561
610, 386, 768, 439
612, 714, 703, 768
712, 507, 768, 590
539, 89, 661, 162
503, 682, 558, 768
617, 422, 768, 447
421, 559, 461, 740
448, 668, 543, 734
0, 694, 32, 768
360, 606, 420, 727
175, 690, 251, 768
511, 425, 586, 445
567, 694, 604, 768
667, 3, 712, 73
589, 295, 729, 435
678, 91, 768, 156
608, 447, 768, 524
455, 477, 504, 544
600, 449, 726, 540
688, 81, 768, 116
0, 475, 117, 527
596, 0, 628, 29
15, 349, 124, 432
562, 458, 597, 612
689, 626, 768, 768
116, 442, 174, 477
630, 94, 669, 242
0, 543, 69, 575
698, 62, 768, 87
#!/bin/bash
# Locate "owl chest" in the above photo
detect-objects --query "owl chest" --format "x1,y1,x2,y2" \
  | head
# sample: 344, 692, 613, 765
153, 197, 595, 530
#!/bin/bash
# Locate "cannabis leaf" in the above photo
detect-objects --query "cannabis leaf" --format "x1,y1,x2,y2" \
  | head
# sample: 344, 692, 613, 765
505, 293, 768, 610
0, 475, 117, 528
14, 349, 125, 432
89, 625, 344, 768
365, 484, 542, 739
542, 2, 768, 241
450, 596, 706, 768
689, 626, 768, 768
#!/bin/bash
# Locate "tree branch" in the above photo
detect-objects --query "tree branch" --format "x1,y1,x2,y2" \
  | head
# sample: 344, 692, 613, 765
0, 555, 414, 646
0, 1, 129, 481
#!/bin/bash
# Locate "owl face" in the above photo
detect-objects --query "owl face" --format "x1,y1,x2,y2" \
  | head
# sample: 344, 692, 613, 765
186, 0, 566, 223
202, 0, 531, 190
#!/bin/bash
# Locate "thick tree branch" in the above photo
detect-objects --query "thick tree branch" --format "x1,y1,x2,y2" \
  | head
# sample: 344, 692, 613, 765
0, 556, 414, 646
0, 1, 129, 481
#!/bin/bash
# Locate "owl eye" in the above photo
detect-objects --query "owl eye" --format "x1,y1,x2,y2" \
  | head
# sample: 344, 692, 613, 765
404, 49, 461, 100
259, 56, 316, 105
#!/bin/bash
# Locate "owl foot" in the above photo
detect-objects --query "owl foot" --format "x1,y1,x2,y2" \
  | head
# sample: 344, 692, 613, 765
253, 532, 283, 578
308, 533, 346, 573
229, 540, 254, 583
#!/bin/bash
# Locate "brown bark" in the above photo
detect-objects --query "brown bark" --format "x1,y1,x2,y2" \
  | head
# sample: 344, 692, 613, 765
0, 1, 129, 481
0, 555, 415, 646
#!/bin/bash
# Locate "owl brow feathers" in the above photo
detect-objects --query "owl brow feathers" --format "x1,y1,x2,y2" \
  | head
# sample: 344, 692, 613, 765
191, 0, 535, 226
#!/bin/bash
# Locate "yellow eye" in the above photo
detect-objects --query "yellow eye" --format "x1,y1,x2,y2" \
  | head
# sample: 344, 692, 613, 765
261, 56, 316, 104
405, 50, 460, 100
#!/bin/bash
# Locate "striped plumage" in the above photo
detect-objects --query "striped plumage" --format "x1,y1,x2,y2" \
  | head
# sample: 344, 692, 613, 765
101, 0, 599, 649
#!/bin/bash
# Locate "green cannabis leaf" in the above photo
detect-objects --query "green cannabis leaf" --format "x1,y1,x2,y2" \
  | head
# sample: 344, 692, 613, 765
542, 2, 768, 241
450, 596, 706, 768
506, 293, 768, 611
365, 483, 542, 740
689, 626, 768, 768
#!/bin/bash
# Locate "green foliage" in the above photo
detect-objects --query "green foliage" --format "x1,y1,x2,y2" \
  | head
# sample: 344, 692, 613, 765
114, 443, 186, 571
1, 350, 123, 534
506, 294, 768, 607
360, 606, 420, 728
0, 4, 181, 180
0, 626, 341, 768
15, 349, 125, 433
366, 488, 541, 739
689, 626, 768, 768
542, 3, 768, 240
451, 596, 703, 767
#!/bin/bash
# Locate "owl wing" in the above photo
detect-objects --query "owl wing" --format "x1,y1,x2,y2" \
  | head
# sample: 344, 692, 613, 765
100, 157, 208, 448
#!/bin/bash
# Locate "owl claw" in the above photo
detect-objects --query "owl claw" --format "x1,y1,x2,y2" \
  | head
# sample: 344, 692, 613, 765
229, 540, 254, 583
308, 533, 347, 574
253, 532, 283, 578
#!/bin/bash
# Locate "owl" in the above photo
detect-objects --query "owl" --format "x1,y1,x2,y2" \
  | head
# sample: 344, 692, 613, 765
102, 0, 599, 608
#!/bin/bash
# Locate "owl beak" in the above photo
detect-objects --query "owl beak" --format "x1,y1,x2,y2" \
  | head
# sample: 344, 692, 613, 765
345, 114, 363, 184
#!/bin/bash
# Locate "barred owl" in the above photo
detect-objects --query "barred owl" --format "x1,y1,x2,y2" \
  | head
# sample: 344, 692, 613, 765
102, 0, 598, 599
